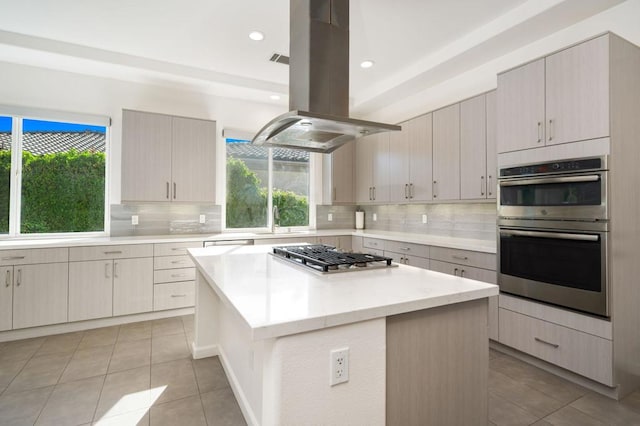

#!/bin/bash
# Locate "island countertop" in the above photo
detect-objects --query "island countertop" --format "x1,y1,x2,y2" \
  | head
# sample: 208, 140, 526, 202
189, 244, 498, 340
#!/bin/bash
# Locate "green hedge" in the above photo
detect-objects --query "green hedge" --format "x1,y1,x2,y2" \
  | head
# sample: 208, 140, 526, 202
226, 157, 308, 228
0, 149, 105, 234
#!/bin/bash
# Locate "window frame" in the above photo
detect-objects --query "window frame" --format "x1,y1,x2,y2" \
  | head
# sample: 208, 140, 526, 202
0, 108, 110, 239
223, 136, 314, 233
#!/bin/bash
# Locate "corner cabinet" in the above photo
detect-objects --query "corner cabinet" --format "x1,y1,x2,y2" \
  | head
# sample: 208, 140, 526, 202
497, 34, 610, 153
121, 110, 216, 203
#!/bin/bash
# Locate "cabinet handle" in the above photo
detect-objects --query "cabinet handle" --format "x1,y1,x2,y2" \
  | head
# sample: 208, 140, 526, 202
171, 273, 186, 278
5, 270, 10, 288
460, 269, 465, 277
405, 184, 409, 199
333, 187, 336, 201
114, 262, 119, 278
433, 181, 437, 199
409, 183, 414, 199
16, 269, 21, 286
537, 122, 542, 143
399, 247, 410, 251
104, 251, 123, 255
1, 256, 25, 261
171, 294, 187, 298
453, 268, 458, 276
105, 263, 111, 278
535, 337, 559, 349
452, 255, 468, 261
369, 187, 372, 201
171, 248, 186, 252
171, 260, 187, 264
166, 182, 170, 199
548, 119, 553, 141
488, 175, 493, 196
405, 257, 410, 265
373, 186, 376, 201
481, 176, 485, 196
173, 182, 177, 199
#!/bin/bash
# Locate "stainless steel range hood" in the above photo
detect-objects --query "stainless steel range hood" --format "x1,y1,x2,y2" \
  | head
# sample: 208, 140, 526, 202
252, 0, 400, 153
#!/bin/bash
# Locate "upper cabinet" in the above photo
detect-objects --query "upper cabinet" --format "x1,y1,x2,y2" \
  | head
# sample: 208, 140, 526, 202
497, 35, 610, 153
356, 133, 390, 203
432, 104, 460, 201
122, 110, 217, 203
460, 91, 497, 200
389, 114, 433, 202
327, 142, 355, 204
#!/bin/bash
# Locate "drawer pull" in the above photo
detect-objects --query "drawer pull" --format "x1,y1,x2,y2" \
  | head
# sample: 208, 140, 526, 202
399, 247, 410, 251
171, 294, 187, 298
170, 260, 187, 264
452, 255, 468, 261
534, 337, 559, 348
104, 251, 123, 255
2, 256, 25, 261
171, 248, 186, 252
171, 274, 186, 278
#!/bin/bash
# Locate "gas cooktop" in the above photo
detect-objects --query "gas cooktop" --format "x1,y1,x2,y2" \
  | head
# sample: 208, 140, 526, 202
271, 244, 396, 274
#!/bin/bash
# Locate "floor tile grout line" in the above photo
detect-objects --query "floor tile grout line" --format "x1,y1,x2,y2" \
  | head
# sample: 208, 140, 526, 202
89, 342, 118, 424
0, 337, 47, 398
533, 393, 597, 425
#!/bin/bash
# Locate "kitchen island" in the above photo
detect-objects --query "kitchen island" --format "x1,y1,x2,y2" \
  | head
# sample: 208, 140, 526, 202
189, 244, 498, 425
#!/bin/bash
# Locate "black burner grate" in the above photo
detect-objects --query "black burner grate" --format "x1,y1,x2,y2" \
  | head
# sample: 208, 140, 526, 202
272, 244, 393, 272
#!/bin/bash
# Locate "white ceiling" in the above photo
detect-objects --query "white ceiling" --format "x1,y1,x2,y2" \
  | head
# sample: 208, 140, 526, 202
0, 0, 627, 116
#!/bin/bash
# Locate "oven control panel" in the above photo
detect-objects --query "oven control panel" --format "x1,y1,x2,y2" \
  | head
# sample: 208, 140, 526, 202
500, 157, 604, 178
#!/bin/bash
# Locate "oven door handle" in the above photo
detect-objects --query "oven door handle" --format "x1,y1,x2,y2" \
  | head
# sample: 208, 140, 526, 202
499, 175, 600, 187
499, 229, 599, 241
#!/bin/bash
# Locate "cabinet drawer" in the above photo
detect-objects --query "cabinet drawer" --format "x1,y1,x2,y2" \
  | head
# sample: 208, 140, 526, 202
363, 237, 384, 250
0, 248, 68, 266
384, 240, 429, 258
429, 247, 495, 270
154, 281, 195, 311
429, 260, 496, 284
154, 255, 195, 270
499, 308, 613, 385
70, 244, 153, 261
154, 241, 203, 257
154, 267, 196, 284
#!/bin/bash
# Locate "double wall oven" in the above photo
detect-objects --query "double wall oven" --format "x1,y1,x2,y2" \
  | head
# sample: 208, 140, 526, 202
497, 156, 609, 317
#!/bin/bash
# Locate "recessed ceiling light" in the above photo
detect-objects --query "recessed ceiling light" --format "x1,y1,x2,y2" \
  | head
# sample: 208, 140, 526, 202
249, 31, 265, 41
270, 94, 281, 100
360, 60, 375, 69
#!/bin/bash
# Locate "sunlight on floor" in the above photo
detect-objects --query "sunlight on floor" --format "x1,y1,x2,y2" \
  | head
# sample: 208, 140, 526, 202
94, 385, 167, 425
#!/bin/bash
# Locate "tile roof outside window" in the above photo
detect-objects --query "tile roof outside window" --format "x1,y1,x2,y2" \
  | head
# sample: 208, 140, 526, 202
226, 143, 309, 162
0, 131, 105, 154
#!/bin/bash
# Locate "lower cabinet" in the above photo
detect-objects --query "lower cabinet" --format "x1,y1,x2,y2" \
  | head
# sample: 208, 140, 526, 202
13, 263, 69, 329
113, 258, 154, 316
69, 260, 113, 322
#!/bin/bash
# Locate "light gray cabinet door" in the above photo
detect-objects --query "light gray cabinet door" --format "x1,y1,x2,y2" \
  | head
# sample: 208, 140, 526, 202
355, 137, 374, 203
372, 133, 390, 202
408, 113, 433, 201
0, 266, 12, 331
171, 116, 217, 202
388, 121, 410, 202
331, 142, 355, 203
113, 257, 153, 316
13, 263, 68, 329
485, 90, 497, 199
433, 104, 460, 201
121, 110, 173, 202
460, 94, 487, 200
545, 35, 609, 146
497, 59, 545, 153
69, 260, 113, 322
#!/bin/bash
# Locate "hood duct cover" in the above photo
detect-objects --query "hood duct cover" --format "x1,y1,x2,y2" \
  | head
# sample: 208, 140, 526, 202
252, 0, 400, 153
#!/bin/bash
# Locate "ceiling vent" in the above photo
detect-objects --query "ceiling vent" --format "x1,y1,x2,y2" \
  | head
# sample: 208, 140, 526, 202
269, 53, 290, 65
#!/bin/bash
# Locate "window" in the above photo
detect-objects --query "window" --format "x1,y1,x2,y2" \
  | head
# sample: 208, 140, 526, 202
225, 138, 310, 230
1, 113, 107, 236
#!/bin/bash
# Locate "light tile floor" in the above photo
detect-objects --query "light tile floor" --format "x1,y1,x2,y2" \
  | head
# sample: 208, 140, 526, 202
1, 316, 640, 425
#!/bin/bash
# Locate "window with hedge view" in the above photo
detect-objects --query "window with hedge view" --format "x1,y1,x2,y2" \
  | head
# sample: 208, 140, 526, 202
225, 138, 309, 229
0, 116, 106, 235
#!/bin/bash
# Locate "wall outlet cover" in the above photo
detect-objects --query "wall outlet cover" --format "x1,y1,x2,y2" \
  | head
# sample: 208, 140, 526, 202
199, 214, 206, 224
131, 215, 139, 225
422, 214, 428, 224
373, 213, 377, 221
330, 347, 349, 386
328, 213, 333, 221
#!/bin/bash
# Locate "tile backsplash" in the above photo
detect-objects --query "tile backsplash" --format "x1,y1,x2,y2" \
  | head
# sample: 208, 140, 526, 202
317, 203, 497, 240
110, 204, 221, 236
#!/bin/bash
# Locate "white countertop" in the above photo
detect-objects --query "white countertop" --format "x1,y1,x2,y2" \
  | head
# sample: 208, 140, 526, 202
189, 245, 498, 340
0, 228, 496, 253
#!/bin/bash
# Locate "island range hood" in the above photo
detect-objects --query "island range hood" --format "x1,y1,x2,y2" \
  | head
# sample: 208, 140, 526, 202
252, 0, 400, 154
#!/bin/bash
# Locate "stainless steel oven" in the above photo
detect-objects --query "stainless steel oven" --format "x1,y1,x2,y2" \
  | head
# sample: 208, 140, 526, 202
497, 156, 609, 317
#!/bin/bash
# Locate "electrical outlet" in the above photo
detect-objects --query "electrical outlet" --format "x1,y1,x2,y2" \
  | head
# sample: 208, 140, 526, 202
422, 214, 428, 224
131, 215, 138, 225
199, 214, 206, 224
328, 213, 333, 222
373, 213, 377, 221
330, 348, 349, 386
